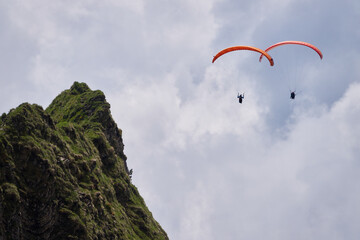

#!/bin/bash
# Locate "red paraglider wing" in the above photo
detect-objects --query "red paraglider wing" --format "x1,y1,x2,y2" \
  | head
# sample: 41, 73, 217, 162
259, 41, 323, 62
212, 46, 274, 66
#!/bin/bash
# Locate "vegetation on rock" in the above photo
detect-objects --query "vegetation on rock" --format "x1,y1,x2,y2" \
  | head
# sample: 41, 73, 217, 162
0, 82, 168, 240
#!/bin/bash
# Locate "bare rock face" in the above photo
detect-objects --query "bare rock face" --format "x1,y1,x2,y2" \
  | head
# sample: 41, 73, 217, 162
0, 82, 168, 240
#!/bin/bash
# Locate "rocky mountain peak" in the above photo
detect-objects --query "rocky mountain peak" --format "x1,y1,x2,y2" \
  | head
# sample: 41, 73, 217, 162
0, 82, 168, 240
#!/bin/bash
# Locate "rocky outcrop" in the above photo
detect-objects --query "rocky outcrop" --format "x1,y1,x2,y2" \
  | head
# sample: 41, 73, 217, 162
0, 82, 168, 240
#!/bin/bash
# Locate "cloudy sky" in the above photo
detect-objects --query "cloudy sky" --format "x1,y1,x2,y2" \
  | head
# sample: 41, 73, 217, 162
1, 0, 360, 239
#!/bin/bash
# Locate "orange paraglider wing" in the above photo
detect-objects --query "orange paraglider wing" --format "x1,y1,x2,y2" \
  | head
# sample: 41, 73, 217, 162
212, 46, 274, 66
259, 41, 323, 62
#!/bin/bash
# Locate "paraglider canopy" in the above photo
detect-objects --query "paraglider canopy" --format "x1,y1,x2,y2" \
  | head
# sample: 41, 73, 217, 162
213, 46, 274, 66
259, 41, 323, 62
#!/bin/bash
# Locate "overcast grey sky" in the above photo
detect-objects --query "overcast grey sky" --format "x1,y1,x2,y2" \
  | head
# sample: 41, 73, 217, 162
1, 0, 360, 239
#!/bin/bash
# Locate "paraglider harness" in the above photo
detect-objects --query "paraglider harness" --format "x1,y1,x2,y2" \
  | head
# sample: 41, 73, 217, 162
290, 91, 296, 99
237, 93, 244, 103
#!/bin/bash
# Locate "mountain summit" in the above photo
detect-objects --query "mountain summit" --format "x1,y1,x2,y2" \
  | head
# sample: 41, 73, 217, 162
0, 82, 168, 240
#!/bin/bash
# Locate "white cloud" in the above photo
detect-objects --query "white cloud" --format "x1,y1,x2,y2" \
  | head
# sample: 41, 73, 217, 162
166, 82, 360, 240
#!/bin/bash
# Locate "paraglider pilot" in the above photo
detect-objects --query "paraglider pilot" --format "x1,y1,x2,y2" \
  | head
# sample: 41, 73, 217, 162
237, 93, 244, 103
290, 91, 296, 99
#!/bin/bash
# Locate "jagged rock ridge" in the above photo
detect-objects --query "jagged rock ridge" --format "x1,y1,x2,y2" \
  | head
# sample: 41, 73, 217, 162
0, 82, 168, 240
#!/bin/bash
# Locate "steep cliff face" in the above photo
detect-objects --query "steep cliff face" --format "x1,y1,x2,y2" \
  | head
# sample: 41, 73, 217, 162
0, 82, 168, 240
